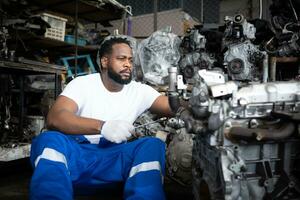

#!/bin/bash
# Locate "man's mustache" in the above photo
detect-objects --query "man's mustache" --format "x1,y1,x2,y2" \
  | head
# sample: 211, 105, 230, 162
120, 69, 132, 73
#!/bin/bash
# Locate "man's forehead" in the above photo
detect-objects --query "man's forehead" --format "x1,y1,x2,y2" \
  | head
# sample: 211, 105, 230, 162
112, 42, 131, 49
111, 43, 133, 55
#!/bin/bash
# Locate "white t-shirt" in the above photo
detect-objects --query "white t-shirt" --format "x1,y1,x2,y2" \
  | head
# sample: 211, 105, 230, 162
60, 73, 160, 143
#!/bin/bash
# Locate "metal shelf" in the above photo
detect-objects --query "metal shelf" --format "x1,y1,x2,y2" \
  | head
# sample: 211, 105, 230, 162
25, 36, 99, 54
27, 0, 127, 24
0, 144, 31, 162
0, 59, 66, 75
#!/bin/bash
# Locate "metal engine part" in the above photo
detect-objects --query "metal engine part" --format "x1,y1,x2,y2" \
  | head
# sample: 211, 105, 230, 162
223, 14, 265, 82
181, 28, 207, 51
180, 29, 216, 81
189, 77, 300, 199
166, 128, 194, 186
138, 27, 181, 85
133, 111, 165, 138
223, 14, 256, 43
232, 81, 300, 105
135, 11, 300, 199
224, 40, 264, 81
172, 14, 300, 199
134, 112, 195, 186
193, 135, 300, 200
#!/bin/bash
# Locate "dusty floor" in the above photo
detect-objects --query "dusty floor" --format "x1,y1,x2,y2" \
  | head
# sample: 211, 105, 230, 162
0, 159, 194, 200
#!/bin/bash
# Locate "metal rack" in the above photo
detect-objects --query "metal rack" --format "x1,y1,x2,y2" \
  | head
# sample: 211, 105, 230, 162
0, 60, 65, 161
0, 0, 128, 162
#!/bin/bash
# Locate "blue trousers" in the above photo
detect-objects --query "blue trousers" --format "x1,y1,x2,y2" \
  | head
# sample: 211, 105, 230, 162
30, 131, 166, 200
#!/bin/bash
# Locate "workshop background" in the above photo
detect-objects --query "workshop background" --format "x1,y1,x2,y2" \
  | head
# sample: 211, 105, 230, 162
1, 0, 300, 199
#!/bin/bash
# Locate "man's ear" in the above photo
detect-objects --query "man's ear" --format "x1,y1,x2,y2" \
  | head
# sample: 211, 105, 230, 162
100, 56, 108, 69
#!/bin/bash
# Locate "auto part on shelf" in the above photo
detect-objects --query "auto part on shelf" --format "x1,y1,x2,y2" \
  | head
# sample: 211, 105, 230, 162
223, 14, 266, 82
138, 27, 181, 85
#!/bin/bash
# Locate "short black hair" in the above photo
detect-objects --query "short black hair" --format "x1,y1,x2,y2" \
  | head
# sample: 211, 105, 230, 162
98, 37, 131, 59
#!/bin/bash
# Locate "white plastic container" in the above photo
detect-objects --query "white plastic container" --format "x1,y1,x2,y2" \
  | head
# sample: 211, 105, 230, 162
40, 13, 67, 41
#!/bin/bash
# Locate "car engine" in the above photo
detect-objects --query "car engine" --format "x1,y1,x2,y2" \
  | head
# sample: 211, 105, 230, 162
135, 8, 300, 199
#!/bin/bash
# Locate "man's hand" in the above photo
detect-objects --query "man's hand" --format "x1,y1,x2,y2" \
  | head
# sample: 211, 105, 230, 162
101, 120, 134, 143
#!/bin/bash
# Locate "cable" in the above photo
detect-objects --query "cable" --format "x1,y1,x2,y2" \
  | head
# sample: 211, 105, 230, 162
259, 0, 263, 19
289, 0, 298, 21
74, 0, 78, 77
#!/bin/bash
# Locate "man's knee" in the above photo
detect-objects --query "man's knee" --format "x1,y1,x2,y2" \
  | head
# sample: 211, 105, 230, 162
30, 131, 70, 164
138, 137, 166, 152
132, 137, 166, 168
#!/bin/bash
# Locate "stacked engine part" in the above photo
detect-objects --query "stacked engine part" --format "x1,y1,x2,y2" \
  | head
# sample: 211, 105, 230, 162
223, 14, 266, 82
135, 28, 195, 186
136, 11, 300, 198
179, 28, 216, 82
183, 15, 300, 200
139, 14, 299, 200
166, 122, 194, 186
191, 79, 300, 200
138, 27, 181, 85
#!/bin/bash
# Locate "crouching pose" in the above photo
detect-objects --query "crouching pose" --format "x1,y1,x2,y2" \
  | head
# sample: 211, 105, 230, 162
30, 37, 173, 200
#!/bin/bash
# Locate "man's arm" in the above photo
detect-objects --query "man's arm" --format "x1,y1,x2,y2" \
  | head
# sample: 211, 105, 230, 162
149, 95, 174, 117
47, 95, 104, 134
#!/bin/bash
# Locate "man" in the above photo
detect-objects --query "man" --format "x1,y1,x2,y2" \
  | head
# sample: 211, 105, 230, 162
29, 36, 173, 200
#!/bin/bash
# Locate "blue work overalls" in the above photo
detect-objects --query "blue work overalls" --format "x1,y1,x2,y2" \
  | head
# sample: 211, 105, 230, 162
29, 131, 166, 200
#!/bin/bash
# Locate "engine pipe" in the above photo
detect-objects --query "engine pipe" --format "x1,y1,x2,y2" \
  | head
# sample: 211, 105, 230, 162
256, 122, 295, 141
168, 67, 181, 113
168, 67, 177, 92
262, 52, 268, 83
226, 122, 295, 141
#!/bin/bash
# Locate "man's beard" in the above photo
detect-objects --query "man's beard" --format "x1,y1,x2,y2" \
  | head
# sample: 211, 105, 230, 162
108, 67, 132, 85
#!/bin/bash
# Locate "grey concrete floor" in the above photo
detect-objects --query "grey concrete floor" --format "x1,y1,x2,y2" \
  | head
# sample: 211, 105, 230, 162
0, 159, 194, 200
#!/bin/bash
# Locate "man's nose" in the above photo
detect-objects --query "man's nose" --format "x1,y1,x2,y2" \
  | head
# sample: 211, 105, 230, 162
124, 59, 132, 68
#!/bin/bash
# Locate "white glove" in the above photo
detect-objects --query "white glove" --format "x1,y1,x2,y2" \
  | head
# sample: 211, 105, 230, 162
101, 120, 134, 143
